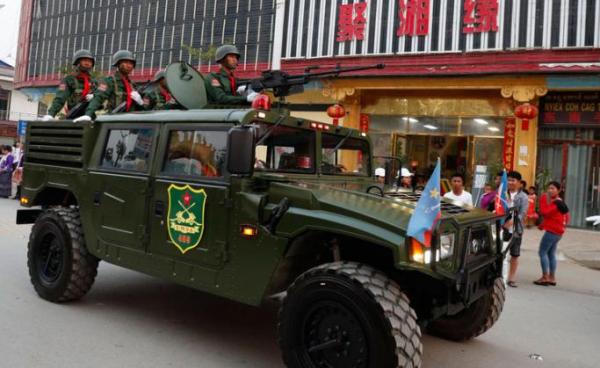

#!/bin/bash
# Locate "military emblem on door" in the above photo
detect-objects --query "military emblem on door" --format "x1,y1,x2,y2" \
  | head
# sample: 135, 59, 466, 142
167, 184, 207, 253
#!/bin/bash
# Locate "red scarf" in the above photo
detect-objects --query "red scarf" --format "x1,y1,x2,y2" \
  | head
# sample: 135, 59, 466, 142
121, 76, 132, 112
79, 73, 91, 101
160, 87, 171, 102
228, 72, 236, 96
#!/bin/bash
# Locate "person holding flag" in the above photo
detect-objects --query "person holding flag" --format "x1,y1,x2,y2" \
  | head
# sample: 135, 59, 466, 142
407, 158, 441, 254
499, 171, 529, 288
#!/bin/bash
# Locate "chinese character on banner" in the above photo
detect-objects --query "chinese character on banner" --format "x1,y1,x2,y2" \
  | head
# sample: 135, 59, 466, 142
336, 2, 368, 42
503, 117, 516, 170
463, 0, 499, 33
397, 0, 430, 36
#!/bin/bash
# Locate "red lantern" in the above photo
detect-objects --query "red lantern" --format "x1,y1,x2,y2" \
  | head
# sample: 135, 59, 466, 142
514, 103, 538, 131
327, 104, 346, 126
359, 113, 370, 133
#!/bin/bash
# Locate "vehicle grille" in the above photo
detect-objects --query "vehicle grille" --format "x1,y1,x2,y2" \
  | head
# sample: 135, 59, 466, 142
25, 123, 87, 168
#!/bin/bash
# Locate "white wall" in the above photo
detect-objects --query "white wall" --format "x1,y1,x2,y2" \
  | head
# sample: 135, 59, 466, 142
9, 89, 38, 121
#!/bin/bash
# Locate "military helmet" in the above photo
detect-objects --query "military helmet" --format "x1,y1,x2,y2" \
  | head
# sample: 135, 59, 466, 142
111, 50, 136, 67
152, 70, 166, 82
72, 49, 95, 66
215, 45, 240, 63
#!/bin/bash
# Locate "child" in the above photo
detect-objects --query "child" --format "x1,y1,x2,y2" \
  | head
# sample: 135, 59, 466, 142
526, 186, 538, 228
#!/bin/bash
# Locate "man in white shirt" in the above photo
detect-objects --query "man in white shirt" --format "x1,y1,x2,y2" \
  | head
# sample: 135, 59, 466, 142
443, 173, 473, 206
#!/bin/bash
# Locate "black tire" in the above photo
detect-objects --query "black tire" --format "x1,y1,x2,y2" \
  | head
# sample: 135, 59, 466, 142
428, 277, 505, 341
278, 262, 422, 368
27, 207, 99, 302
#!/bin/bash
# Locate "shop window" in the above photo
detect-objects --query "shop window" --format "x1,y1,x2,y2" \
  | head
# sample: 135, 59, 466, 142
101, 128, 154, 172
163, 129, 228, 178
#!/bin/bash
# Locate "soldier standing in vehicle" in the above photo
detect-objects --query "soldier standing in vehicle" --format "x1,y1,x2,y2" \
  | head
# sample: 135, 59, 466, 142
42, 49, 97, 121
75, 50, 147, 121
144, 70, 181, 110
204, 45, 259, 105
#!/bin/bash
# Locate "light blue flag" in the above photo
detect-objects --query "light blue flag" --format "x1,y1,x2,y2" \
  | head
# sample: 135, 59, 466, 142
407, 158, 441, 245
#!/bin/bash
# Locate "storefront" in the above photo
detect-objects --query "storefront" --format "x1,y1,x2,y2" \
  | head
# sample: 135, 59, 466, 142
538, 91, 600, 229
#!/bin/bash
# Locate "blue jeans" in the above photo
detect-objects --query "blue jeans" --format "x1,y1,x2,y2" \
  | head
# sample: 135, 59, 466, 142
539, 231, 562, 274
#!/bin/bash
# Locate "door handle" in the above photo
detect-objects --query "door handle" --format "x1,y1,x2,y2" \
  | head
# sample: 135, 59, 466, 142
93, 192, 101, 206
155, 200, 165, 217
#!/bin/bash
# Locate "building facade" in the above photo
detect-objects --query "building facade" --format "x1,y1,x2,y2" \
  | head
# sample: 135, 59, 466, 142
15, 0, 600, 228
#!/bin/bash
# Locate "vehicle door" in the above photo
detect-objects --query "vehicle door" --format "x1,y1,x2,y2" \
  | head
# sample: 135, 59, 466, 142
148, 123, 232, 268
87, 124, 157, 252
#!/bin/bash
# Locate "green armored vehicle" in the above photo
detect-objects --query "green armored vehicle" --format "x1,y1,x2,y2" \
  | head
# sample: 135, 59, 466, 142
17, 63, 509, 368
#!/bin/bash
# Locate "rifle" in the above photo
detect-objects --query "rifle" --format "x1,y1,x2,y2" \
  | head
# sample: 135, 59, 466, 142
65, 99, 90, 119
239, 63, 384, 98
111, 79, 153, 114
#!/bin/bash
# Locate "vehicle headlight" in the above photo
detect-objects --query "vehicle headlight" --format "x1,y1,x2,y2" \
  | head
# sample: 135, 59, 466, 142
438, 233, 455, 260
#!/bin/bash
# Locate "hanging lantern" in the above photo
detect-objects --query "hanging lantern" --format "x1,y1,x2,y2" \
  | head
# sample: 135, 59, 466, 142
327, 104, 346, 126
359, 113, 370, 133
514, 103, 538, 131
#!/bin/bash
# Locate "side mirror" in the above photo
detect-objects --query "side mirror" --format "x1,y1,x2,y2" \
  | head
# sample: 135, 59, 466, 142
227, 126, 256, 176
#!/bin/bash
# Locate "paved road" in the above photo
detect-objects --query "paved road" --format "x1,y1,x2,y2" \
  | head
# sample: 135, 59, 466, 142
2, 198, 600, 368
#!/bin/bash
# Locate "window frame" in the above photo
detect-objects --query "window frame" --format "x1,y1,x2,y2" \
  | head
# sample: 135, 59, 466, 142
155, 123, 232, 184
91, 123, 158, 176
320, 132, 372, 177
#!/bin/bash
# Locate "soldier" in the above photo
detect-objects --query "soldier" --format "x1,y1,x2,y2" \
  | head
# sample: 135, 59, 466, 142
42, 49, 97, 121
204, 45, 258, 105
144, 70, 181, 110
75, 50, 147, 122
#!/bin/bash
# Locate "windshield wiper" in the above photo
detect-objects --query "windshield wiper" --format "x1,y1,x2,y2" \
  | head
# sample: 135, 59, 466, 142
325, 130, 353, 159
256, 115, 287, 146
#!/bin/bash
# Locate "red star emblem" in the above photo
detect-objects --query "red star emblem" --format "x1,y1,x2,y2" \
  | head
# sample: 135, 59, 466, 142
182, 192, 192, 206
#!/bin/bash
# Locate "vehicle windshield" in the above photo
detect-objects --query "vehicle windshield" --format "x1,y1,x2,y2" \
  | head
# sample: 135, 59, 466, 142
321, 133, 370, 176
254, 123, 316, 173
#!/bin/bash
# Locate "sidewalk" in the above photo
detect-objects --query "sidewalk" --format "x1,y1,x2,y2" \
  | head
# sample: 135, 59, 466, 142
521, 225, 600, 270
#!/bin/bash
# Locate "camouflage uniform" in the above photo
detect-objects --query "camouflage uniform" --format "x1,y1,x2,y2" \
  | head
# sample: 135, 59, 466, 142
48, 69, 97, 117
204, 68, 249, 105
85, 71, 146, 115
144, 83, 181, 110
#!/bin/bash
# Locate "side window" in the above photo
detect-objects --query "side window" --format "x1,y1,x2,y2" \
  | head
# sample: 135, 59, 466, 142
163, 130, 228, 178
101, 128, 154, 172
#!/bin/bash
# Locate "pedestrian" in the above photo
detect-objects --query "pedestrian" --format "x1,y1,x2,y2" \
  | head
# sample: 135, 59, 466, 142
534, 181, 570, 286
75, 50, 147, 121
443, 172, 473, 206
397, 167, 414, 192
479, 183, 495, 210
375, 167, 386, 185
11, 145, 24, 200
144, 70, 181, 110
0, 145, 14, 198
42, 49, 97, 120
505, 170, 529, 288
526, 185, 538, 228
204, 44, 258, 105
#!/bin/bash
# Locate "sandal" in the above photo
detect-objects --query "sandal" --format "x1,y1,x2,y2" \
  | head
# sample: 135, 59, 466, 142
547, 281, 557, 286
507, 281, 518, 288
533, 279, 549, 286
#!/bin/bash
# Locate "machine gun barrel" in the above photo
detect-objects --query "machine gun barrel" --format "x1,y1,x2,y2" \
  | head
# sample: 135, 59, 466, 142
242, 63, 385, 98
65, 101, 89, 119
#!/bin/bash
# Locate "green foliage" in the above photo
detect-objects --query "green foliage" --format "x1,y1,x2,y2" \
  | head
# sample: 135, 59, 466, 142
535, 167, 553, 191
183, 40, 232, 63
486, 161, 504, 187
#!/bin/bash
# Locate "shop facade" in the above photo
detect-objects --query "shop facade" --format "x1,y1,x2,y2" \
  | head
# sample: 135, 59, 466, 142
277, 0, 600, 210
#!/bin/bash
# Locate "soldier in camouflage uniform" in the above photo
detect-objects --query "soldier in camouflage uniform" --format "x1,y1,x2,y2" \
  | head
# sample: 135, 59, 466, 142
75, 50, 147, 122
144, 70, 181, 110
42, 49, 97, 121
204, 45, 259, 105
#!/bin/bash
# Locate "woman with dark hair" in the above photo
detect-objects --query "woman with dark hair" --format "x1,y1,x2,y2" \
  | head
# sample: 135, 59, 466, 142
534, 181, 570, 286
0, 145, 14, 198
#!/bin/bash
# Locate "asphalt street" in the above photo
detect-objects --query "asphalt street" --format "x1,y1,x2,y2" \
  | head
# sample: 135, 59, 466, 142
1, 198, 599, 368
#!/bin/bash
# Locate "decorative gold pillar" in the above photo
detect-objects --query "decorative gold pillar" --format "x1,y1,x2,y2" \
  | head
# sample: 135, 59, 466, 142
500, 86, 548, 186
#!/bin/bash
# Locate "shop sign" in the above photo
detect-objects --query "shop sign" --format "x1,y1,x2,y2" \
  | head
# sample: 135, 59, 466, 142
540, 92, 600, 126
337, 0, 498, 42
502, 117, 516, 171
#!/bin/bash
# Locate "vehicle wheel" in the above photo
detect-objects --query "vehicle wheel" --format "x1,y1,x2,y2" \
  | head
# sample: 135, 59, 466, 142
278, 262, 422, 368
428, 277, 505, 341
27, 207, 99, 302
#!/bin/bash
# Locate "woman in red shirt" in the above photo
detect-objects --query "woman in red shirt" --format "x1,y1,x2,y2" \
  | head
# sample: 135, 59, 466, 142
534, 182, 569, 286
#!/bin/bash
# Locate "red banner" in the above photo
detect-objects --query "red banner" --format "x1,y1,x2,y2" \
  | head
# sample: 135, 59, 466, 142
502, 117, 516, 171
